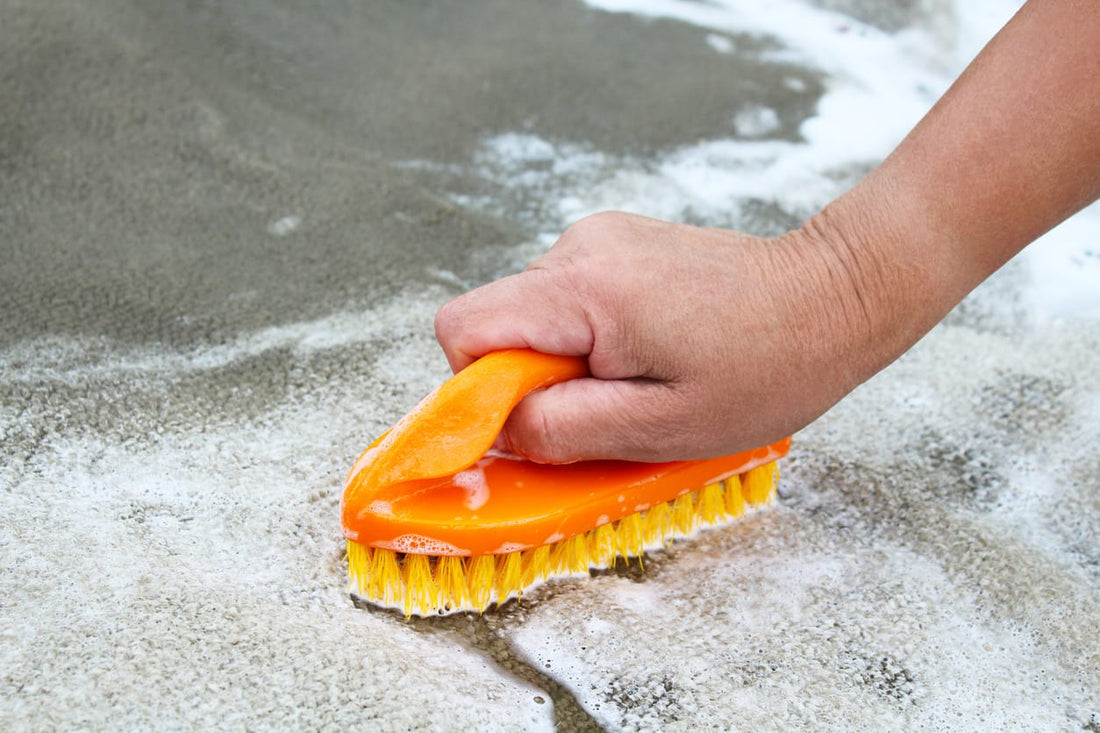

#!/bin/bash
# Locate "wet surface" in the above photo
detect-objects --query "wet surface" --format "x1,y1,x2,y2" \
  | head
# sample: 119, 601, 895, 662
2, 0, 1098, 730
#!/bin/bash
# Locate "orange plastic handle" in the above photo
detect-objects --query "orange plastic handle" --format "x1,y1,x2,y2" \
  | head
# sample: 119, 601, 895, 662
343, 349, 588, 498
341, 349, 791, 555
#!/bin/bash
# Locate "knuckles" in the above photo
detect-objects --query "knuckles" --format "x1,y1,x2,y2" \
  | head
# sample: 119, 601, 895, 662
556, 211, 644, 258
433, 297, 464, 343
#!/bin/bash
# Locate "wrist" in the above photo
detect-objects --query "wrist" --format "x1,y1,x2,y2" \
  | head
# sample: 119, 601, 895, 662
772, 179, 958, 394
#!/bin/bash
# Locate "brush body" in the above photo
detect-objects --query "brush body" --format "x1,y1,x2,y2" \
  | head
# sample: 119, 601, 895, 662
341, 349, 791, 617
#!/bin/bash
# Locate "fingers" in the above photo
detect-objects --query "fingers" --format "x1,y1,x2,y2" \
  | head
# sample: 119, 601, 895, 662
431, 211, 816, 463
434, 268, 595, 373
497, 377, 707, 463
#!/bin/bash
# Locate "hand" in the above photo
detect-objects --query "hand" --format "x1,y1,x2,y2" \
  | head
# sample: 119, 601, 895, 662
435, 211, 879, 463
436, 0, 1100, 465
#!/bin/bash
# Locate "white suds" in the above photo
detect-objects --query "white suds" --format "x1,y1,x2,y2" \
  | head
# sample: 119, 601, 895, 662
267, 215, 301, 236
380, 534, 465, 557
453, 467, 490, 510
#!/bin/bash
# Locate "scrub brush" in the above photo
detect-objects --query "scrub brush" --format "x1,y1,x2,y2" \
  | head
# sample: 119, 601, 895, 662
342, 349, 791, 617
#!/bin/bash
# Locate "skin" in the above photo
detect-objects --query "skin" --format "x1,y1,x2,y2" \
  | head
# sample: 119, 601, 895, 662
434, 0, 1100, 464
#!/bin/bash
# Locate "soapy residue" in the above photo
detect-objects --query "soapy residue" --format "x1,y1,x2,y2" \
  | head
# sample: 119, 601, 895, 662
3, 0, 1097, 730
453, 465, 490, 510
381, 534, 465, 557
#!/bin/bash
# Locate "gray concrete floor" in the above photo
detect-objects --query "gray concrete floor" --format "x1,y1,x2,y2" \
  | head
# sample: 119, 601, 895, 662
2, 1, 1097, 730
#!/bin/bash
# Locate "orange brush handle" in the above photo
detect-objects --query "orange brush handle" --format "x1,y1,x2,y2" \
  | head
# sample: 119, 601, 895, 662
342, 349, 587, 506
341, 349, 791, 556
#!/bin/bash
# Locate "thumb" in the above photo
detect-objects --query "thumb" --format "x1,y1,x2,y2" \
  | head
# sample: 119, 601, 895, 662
498, 376, 697, 463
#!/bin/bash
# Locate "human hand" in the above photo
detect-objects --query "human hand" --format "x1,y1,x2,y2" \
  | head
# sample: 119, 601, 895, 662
434, 211, 884, 463
436, 0, 1100, 464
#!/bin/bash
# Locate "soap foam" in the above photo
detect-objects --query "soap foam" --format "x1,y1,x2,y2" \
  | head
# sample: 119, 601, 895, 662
382, 534, 466, 557
453, 467, 490, 510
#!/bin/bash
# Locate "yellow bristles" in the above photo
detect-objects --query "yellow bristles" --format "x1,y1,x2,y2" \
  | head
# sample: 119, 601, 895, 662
588, 523, 618, 568
743, 462, 779, 504
346, 461, 780, 617
434, 556, 470, 611
495, 551, 524, 602
642, 501, 672, 547
724, 473, 745, 517
402, 554, 437, 617
369, 543, 403, 606
346, 539, 370, 595
467, 555, 496, 612
549, 534, 590, 575
615, 513, 644, 559
522, 545, 551, 589
697, 482, 726, 525
671, 493, 696, 535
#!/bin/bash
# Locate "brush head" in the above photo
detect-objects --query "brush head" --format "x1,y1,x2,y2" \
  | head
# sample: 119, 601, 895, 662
345, 459, 784, 617
340, 349, 792, 616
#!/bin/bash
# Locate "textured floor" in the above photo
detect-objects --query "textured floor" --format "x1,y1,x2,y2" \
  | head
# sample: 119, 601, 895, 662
2, 1, 1097, 730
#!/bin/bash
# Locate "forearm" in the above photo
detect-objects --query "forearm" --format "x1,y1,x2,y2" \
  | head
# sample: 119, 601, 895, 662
805, 0, 1100, 383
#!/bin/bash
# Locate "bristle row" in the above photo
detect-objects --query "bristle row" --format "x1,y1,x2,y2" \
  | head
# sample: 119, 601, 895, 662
347, 461, 779, 617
